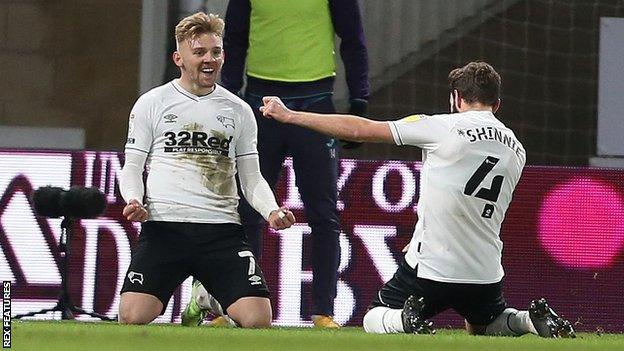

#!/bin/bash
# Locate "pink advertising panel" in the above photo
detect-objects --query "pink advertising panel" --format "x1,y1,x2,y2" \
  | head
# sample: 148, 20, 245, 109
0, 150, 622, 331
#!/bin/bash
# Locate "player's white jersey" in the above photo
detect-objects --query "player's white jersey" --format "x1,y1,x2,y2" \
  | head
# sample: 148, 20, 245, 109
124, 80, 258, 224
389, 111, 526, 283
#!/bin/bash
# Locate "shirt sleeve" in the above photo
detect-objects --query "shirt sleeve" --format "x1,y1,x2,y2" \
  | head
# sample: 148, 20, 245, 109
329, 0, 370, 100
124, 94, 154, 155
235, 102, 259, 158
236, 154, 279, 220
221, 0, 251, 94
388, 114, 454, 150
119, 152, 147, 204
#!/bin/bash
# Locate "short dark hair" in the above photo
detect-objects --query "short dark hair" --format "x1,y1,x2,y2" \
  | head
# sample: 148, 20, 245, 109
448, 62, 501, 106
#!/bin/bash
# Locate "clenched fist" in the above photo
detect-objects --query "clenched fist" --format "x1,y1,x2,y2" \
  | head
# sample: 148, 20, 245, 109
259, 96, 293, 123
268, 206, 296, 230
122, 199, 148, 222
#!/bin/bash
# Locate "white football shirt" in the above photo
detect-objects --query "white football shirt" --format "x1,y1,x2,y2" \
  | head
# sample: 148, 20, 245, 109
124, 80, 258, 224
389, 111, 526, 283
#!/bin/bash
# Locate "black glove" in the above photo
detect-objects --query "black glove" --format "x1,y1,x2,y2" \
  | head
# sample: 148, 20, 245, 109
349, 98, 369, 117
340, 98, 369, 149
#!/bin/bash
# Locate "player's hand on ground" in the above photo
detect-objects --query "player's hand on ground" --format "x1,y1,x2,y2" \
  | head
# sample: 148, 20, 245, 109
268, 206, 295, 230
260, 96, 292, 123
122, 199, 148, 222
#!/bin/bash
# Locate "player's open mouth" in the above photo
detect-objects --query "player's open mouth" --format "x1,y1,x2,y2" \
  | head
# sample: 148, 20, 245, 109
201, 68, 215, 75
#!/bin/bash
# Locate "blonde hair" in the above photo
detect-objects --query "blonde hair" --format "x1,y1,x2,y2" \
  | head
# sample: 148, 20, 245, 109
175, 12, 224, 44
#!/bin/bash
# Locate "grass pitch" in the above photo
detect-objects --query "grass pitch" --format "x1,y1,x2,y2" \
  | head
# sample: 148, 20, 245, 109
10, 321, 623, 351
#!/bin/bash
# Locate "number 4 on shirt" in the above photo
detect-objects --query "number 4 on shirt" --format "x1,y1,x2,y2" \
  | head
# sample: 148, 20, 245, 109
464, 156, 504, 218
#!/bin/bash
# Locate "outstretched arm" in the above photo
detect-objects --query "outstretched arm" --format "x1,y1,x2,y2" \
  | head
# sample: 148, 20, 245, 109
260, 96, 394, 144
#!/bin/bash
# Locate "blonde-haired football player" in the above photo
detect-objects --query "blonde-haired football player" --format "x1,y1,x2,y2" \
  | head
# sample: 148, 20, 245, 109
118, 12, 294, 327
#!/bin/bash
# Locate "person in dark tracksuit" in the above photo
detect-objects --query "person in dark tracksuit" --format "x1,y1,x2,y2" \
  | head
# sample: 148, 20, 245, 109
224, 0, 369, 327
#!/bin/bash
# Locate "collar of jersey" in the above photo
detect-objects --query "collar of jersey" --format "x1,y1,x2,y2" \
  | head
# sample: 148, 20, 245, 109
171, 79, 217, 101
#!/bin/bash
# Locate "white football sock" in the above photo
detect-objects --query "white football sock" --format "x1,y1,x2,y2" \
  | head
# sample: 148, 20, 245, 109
363, 306, 405, 334
485, 308, 538, 336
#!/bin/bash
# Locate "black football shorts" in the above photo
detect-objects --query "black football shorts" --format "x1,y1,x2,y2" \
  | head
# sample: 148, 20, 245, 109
121, 221, 270, 314
369, 257, 507, 325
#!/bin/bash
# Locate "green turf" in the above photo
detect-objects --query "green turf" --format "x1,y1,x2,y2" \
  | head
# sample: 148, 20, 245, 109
8, 321, 623, 351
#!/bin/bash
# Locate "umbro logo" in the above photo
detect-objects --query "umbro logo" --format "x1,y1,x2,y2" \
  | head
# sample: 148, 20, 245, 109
248, 275, 262, 285
164, 114, 178, 123
127, 271, 144, 285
